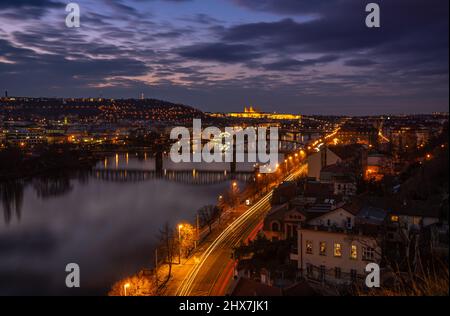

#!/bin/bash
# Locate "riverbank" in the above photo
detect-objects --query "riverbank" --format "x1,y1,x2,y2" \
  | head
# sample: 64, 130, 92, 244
0, 145, 99, 181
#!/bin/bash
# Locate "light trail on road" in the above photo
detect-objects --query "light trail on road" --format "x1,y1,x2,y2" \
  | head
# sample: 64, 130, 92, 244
177, 165, 307, 296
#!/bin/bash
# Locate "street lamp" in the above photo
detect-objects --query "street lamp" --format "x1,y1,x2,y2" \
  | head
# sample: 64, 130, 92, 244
123, 283, 130, 296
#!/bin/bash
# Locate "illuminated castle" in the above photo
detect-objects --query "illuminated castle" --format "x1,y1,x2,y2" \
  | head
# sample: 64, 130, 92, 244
211, 106, 301, 120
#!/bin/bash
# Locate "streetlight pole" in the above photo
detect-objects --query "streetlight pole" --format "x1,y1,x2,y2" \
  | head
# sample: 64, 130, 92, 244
178, 224, 183, 264
195, 214, 199, 249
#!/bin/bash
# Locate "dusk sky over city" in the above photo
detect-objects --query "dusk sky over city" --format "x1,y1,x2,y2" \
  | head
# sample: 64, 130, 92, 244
1, 0, 450, 302
0, 0, 448, 114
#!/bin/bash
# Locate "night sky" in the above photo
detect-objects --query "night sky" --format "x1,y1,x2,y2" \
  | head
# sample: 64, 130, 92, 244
0, 0, 448, 115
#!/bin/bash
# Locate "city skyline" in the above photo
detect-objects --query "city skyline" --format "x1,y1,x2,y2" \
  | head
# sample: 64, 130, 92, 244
0, 0, 448, 115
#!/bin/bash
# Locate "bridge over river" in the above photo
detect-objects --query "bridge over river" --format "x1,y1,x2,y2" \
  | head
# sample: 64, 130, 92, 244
92, 168, 254, 185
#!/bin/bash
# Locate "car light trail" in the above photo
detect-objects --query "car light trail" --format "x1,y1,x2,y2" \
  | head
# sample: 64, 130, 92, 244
176, 165, 306, 296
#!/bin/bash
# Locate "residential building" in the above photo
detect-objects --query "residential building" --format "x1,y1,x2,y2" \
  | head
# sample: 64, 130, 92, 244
263, 203, 307, 241
307, 147, 342, 180
295, 227, 381, 285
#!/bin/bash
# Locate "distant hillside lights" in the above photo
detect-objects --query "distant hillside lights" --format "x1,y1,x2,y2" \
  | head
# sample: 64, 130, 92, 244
170, 119, 279, 174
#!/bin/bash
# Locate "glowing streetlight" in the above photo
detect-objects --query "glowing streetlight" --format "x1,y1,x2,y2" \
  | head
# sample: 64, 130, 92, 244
123, 283, 130, 296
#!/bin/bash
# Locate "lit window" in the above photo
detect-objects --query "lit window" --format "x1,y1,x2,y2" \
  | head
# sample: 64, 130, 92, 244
362, 247, 375, 261
391, 215, 399, 222
306, 240, 313, 254
350, 245, 357, 260
319, 242, 326, 256
334, 243, 342, 257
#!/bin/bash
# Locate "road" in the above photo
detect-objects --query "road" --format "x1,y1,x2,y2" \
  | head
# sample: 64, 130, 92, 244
176, 164, 308, 296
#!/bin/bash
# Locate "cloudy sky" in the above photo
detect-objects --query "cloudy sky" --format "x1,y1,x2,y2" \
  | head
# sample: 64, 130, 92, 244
0, 0, 448, 115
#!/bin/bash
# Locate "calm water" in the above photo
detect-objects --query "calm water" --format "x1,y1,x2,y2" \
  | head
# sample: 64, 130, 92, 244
0, 153, 248, 295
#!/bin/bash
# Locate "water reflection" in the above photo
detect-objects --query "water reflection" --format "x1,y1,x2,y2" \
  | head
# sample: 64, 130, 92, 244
0, 180, 24, 224
0, 154, 248, 295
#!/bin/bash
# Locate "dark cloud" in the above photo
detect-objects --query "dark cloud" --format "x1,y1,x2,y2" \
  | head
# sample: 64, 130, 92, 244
179, 13, 224, 25
261, 54, 339, 71
0, 0, 62, 9
345, 59, 378, 67
0, 0, 447, 114
232, 0, 333, 15
176, 42, 261, 63
0, 0, 63, 18
0, 38, 150, 94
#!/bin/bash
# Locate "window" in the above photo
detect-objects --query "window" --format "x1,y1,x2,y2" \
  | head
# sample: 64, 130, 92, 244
334, 243, 342, 257
346, 217, 352, 228
306, 240, 313, 254
319, 242, 327, 256
319, 265, 325, 281
362, 247, 375, 261
335, 267, 341, 279
271, 221, 280, 232
391, 215, 399, 222
350, 269, 357, 282
327, 219, 331, 226
306, 264, 313, 277
350, 245, 358, 260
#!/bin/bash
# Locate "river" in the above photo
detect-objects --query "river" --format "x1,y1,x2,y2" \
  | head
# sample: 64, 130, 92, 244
0, 153, 252, 295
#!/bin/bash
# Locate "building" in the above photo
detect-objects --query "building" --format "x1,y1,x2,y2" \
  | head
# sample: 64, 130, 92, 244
337, 125, 378, 147
209, 106, 301, 121
5, 127, 45, 146
271, 181, 299, 205
319, 164, 357, 198
366, 152, 393, 181
295, 227, 381, 285
390, 127, 418, 153
306, 205, 359, 230
307, 147, 342, 180
307, 144, 367, 181
263, 203, 307, 241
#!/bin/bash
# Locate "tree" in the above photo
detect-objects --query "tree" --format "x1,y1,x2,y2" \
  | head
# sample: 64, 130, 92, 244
158, 222, 177, 282
109, 271, 159, 296
179, 223, 196, 257
198, 205, 221, 233
220, 183, 241, 210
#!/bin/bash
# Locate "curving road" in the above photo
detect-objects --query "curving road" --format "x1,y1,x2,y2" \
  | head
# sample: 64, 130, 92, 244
177, 164, 307, 296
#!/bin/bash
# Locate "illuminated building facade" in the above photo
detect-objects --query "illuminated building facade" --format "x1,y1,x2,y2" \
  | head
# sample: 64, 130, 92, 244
209, 106, 301, 121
